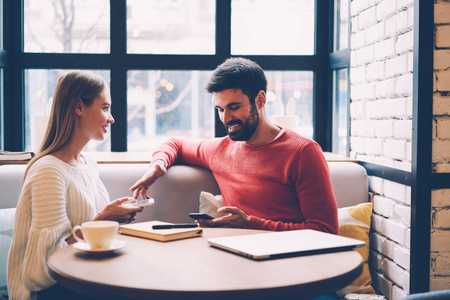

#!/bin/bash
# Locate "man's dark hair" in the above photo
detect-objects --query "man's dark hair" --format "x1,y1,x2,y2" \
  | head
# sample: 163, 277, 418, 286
206, 57, 267, 105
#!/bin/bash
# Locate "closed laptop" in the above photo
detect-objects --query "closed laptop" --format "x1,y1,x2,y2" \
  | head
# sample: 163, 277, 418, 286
207, 229, 365, 260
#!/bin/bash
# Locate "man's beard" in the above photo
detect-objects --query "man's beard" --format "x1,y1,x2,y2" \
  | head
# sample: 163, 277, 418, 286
224, 104, 259, 141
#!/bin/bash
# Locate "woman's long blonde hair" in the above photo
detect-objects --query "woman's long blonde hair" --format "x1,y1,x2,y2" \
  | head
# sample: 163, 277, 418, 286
25, 71, 106, 176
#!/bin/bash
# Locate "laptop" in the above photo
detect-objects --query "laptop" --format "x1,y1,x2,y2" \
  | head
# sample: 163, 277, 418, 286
207, 229, 365, 260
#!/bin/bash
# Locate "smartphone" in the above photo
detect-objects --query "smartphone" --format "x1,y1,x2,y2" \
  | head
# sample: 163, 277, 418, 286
189, 213, 214, 220
124, 198, 155, 208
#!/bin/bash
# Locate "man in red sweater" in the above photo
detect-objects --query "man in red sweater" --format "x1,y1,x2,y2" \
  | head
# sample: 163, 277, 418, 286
130, 57, 338, 234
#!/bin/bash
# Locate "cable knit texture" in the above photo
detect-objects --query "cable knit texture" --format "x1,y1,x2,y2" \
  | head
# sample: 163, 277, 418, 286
7, 154, 109, 300
152, 128, 338, 233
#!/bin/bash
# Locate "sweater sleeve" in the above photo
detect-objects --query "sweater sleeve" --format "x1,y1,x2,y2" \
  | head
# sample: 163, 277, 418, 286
248, 142, 339, 234
151, 137, 212, 168
22, 166, 72, 291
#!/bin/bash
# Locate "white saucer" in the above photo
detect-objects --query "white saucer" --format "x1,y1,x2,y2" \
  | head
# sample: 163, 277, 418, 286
73, 240, 126, 253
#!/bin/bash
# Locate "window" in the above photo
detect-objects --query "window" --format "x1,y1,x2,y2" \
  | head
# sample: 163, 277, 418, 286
332, 68, 349, 154
127, 0, 215, 54
24, 0, 110, 53
334, 0, 349, 51
127, 70, 213, 151
330, 0, 350, 155
2, 1, 338, 153
24, 70, 111, 152
265, 71, 314, 139
231, 0, 314, 55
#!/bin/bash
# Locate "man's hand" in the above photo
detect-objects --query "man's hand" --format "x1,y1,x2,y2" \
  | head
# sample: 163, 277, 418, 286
129, 160, 166, 200
197, 206, 249, 229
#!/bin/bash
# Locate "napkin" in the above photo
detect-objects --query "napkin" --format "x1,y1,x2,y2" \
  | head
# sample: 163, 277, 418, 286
199, 191, 224, 218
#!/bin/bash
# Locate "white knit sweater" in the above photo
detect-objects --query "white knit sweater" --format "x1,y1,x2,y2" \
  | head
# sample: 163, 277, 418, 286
7, 154, 109, 300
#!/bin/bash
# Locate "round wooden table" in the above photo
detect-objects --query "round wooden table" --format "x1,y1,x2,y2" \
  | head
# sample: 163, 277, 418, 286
48, 228, 363, 300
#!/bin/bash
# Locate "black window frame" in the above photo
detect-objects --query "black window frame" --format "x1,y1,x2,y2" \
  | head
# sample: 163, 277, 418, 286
1, 0, 336, 152
330, 0, 351, 156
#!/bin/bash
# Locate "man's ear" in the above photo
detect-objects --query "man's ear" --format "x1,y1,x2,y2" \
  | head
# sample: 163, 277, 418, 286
255, 90, 266, 109
75, 99, 83, 117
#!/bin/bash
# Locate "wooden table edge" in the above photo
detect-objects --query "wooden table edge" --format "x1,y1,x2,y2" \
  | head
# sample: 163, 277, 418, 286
48, 247, 364, 300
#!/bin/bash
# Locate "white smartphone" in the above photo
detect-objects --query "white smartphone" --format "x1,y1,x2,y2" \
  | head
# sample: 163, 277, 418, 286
124, 198, 155, 207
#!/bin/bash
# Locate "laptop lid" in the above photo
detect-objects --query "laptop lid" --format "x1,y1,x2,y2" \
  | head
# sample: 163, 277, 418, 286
207, 229, 365, 260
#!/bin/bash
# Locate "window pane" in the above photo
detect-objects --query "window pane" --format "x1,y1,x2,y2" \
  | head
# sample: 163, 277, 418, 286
334, 0, 349, 50
231, 0, 314, 55
332, 68, 348, 155
127, 70, 214, 151
24, 0, 110, 53
24, 70, 111, 152
127, 0, 215, 54
265, 71, 314, 139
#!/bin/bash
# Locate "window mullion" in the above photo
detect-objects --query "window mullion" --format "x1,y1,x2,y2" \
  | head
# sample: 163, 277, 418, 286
4, 0, 24, 151
214, 0, 231, 137
313, 0, 333, 151
110, 0, 128, 151
215, 0, 231, 62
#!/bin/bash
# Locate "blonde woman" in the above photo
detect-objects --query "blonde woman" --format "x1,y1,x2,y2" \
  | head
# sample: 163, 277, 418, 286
7, 71, 143, 300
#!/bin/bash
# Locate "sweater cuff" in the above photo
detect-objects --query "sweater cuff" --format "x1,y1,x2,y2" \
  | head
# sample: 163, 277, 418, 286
151, 155, 170, 168
248, 215, 264, 230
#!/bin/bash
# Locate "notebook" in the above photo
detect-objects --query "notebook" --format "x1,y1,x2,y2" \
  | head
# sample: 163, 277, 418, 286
207, 229, 365, 260
120, 221, 203, 242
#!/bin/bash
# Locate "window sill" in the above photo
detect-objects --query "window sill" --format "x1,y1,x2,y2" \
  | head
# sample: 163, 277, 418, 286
86, 152, 152, 164
0, 151, 357, 165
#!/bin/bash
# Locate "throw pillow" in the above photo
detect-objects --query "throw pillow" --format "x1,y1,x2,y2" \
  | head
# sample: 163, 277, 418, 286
0, 208, 16, 298
336, 202, 375, 297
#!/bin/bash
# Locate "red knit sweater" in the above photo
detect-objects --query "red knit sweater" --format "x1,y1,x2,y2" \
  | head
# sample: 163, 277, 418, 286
152, 129, 338, 234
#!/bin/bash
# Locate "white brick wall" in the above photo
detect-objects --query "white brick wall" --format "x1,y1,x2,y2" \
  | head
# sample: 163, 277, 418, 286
385, 55, 408, 77
392, 286, 408, 300
366, 177, 411, 298
350, 0, 414, 297
375, 38, 396, 59
396, 31, 414, 55
350, 0, 413, 169
351, 0, 450, 297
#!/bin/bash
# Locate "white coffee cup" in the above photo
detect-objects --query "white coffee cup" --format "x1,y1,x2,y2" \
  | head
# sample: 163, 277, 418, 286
72, 220, 119, 250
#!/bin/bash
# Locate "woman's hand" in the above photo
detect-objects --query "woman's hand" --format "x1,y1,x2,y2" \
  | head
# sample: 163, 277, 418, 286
129, 160, 166, 200
94, 197, 144, 224
66, 198, 143, 245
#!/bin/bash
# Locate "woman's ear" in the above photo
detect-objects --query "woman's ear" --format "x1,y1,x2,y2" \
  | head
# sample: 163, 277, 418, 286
75, 99, 83, 117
